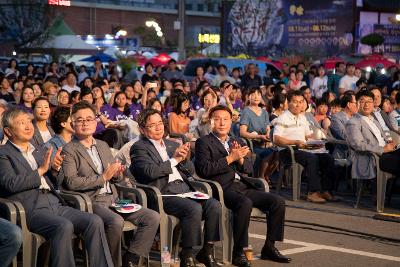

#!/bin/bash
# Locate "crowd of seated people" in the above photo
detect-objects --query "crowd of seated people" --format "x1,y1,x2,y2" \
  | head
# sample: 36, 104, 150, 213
0, 57, 399, 267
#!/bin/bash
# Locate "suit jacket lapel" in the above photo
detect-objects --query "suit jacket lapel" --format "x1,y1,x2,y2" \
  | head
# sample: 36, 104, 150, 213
6, 142, 34, 172
209, 133, 229, 156
74, 140, 101, 174
143, 137, 165, 163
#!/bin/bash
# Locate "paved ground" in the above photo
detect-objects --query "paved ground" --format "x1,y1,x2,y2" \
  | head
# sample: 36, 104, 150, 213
145, 188, 400, 267
220, 187, 400, 267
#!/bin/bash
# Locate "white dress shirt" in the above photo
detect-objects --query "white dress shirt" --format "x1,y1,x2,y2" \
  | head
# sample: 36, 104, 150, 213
85, 139, 111, 194
12, 142, 51, 190
361, 115, 386, 147
273, 110, 313, 145
149, 139, 184, 183
212, 133, 241, 180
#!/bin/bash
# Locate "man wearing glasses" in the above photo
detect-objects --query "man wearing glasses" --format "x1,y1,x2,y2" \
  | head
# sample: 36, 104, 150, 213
130, 109, 222, 267
329, 91, 358, 159
345, 89, 400, 180
62, 101, 160, 267
0, 108, 113, 267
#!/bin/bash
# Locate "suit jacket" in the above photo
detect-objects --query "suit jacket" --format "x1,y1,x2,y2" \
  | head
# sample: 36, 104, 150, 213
62, 138, 120, 200
194, 133, 254, 191
373, 109, 395, 132
0, 141, 64, 217
129, 136, 195, 191
330, 111, 350, 159
345, 113, 386, 180
31, 122, 55, 148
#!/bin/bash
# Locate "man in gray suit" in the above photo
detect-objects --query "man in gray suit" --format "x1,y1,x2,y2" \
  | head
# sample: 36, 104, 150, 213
345, 89, 399, 180
62, 101, 159, 267
0, 108, 113, 267
329, 92, 358, 159
370, 86, 398, 135
130, 109, 222, 267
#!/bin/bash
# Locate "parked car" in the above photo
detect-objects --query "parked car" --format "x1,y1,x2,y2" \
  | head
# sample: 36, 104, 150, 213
183, 58, 281, 82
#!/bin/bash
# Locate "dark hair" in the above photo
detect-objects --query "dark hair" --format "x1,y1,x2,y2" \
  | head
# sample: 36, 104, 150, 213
112, 91, 130, 116
380, 95, 391, 110
217, 64, 228, 71
21, 86, 34, 103
396, 91, 400, 104
172, 92, 190, 114
57, 89, 69, 98
346, 62, 355, 68
271, 85, 284, 95
340, 93, 355, 108
168, 59, 177, 64
79, 88, 93, 100
147, 97, 162, 109
315, 97, 329, 107
70, 90, 80, 102
369, 85, 382, 93
335, 62, 345, 69
8, 58, 18, 69
247, 86, 262, 97
32, 96, 49, 109
200, 88, 219, 106
219, 80, 231, 89
71, 101, 96, 117
51, 106, 71, 134
138, 108, 162, 128
299, 85, 310, 93
330, 98, 341, 108
356, 78, 367, 87
271, 93, 287, 109
287, 90, 304, 102
195, 65, 204, 74
145, 62, 154, 70
209, 105, 232, 119
356, 88, 375, 101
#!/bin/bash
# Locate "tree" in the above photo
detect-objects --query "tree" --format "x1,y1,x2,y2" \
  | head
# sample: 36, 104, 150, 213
0, 0, 55, 49
360, 33, 384, 52
132, 26, 162, 47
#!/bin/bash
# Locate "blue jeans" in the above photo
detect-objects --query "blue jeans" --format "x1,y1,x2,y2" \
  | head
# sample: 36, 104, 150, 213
253, 147, 274, 175
0, 218, 22, 267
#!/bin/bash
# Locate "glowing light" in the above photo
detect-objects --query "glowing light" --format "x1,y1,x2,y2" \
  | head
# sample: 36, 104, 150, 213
396, 14, 400, 21
157, 31, 163, 37
105, 34, 113, 40
381, 68, 386, 74
12, 51, 17, 56
366, 66, 372, 72
87, 35, 94, 40
145, 21, 155, 27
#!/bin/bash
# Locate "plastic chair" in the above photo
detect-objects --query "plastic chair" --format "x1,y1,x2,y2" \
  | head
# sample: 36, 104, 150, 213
276, 145, 304, 201
0, 197, 18, 267
194, 174, 269, 264
0, 192, 87, 267
134, 179, 212, 261
354, 152, 395, 212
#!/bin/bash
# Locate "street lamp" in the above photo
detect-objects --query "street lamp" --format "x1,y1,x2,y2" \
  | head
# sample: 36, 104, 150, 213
396, 14, 400, 21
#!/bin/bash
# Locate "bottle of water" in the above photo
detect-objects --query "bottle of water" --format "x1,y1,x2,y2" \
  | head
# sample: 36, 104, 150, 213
161, 246, 171, 267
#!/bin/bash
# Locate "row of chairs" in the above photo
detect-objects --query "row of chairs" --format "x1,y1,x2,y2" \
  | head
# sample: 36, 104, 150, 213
0, 173, 269, 266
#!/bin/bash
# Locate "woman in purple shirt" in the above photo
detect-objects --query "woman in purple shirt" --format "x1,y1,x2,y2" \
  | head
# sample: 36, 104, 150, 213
111, 92, 136, 121
17, 86, 35, 113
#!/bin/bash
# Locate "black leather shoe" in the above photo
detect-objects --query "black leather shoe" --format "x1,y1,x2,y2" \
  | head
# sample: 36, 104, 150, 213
232, 251, 251, 267
122, 251, 140, 267
261, 245, 291, 263
196, 250, 220, 267
180, 256, 197, 267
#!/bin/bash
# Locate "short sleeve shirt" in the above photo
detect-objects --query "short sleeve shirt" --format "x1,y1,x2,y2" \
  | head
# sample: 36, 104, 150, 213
273, 110, 312, 143
240, 107, 270, 134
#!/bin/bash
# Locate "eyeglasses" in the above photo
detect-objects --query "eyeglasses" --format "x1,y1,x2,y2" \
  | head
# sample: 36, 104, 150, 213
73, 117, 96, 125
359, 100, 374, 105
145, 121, 164, 130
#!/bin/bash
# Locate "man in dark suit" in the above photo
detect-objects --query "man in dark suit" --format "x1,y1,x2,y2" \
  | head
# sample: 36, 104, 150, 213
195, 105, 290, 267
0, 108, 113, 267
62, 101, 159, 267
130, 109, 221, 267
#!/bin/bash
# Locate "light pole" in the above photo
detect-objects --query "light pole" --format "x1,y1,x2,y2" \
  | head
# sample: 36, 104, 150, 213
178, 0, 185, 60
